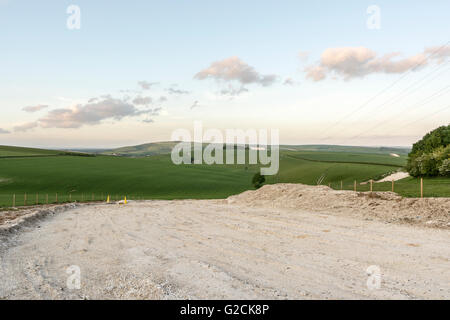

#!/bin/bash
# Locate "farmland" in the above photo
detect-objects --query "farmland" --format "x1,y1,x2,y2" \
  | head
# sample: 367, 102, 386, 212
0, 143, 448, 208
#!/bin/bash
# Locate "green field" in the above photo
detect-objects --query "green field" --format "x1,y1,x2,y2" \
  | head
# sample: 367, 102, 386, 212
0, 144, 448, 208
0, 145, 63, 157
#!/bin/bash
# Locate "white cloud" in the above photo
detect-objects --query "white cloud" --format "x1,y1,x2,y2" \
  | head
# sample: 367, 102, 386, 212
305, 45, 450, 81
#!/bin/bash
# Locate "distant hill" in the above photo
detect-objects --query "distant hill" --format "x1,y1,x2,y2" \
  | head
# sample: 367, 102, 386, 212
0, 145, 93, 158
101, 142, 411, 157
100, 142, 180, 157
280, 145, 411, 155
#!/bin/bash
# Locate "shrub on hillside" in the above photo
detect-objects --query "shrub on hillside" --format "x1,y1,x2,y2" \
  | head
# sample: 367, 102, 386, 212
252, 172, 266, 189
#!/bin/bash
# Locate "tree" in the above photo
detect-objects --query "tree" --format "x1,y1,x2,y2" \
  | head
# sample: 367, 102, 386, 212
406, 125, 450, 177
252, 172, 265, 189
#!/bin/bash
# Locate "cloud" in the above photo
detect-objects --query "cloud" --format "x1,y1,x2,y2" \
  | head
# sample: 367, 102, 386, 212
132, 96, 153, 106
22, 104, 48, 113
190, 101, 199, 109
167, 87, 190, 95
424, 45, 450, 64
14, 122, 38, 132
0, 128, 10, 134
137, 81, 158, 90
219, 85, 249, 96
304, 65, 326, 81
16, 97, 161, 132
298, 51, 309, 62
304, 45, 450, 81
283, 77, 300, 86
194, 56, 277, 88
158, 96, 168, 103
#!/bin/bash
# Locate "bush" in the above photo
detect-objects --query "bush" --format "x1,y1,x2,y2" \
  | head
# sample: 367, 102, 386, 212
439, 159, 450, 176
252, 172, 265, 189
407, 125, 450, 177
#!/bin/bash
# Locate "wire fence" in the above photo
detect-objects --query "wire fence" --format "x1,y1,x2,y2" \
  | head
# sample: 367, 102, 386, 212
326, 178, 430, 198
0, 193, 148, 209
0, 178, 440, 209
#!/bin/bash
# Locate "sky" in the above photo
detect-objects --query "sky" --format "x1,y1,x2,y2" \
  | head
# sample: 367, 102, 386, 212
0, 0, 449, 148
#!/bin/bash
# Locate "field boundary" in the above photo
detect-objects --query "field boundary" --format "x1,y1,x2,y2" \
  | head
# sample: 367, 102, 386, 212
284, 154, 404, 168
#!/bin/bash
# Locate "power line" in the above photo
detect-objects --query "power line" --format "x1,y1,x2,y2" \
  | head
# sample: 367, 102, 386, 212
316, 41, 450, 140
346, 84, 450, 141
335, 60, 450, 139
349, 60, 450, 123
398, 104, 450, 129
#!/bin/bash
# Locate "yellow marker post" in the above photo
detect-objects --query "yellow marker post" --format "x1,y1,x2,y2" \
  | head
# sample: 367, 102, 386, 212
124, 196, 127, 204
106, 195, 110, 203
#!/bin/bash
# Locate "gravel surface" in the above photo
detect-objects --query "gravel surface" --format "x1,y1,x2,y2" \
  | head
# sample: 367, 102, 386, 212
0, 188, 449, 299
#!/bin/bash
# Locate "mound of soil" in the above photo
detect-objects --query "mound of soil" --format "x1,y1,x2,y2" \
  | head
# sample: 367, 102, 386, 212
227, 184, 450, 228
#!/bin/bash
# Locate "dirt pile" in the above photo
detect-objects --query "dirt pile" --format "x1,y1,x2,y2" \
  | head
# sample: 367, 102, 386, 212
227, 184, 450, 228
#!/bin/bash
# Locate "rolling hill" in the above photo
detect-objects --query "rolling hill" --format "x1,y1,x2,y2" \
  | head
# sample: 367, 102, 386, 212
0, 143, 447, 208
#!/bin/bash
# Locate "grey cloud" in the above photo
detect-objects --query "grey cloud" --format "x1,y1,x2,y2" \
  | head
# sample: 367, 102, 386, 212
283, 77, 299, 86
190, 101, 199, 109
219, 85, 248, 96
167, 88, 190, 95
132, 96, 153, 106
0, 128, 10, 134
17, 97, 161, 131
14, 122, 38, 132
138, 81, 158, 90
194, 56, 277, 87
305, 45, 450, 81
22, 104, 48, 113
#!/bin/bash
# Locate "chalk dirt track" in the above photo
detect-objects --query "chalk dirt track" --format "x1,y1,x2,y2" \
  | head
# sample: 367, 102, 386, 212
0, 184, 449, 299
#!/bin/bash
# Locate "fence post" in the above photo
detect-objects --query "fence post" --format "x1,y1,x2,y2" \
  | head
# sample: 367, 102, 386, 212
13, 194, 15, 207
340, 180, 343, 190
420, 178, 423, 198
36, 193, 38, 205
354, 180, 356, 192
69, 193, 72, 202
24, 193, 27, 206
392, 180, 395, 192
370, 180, 373, 192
